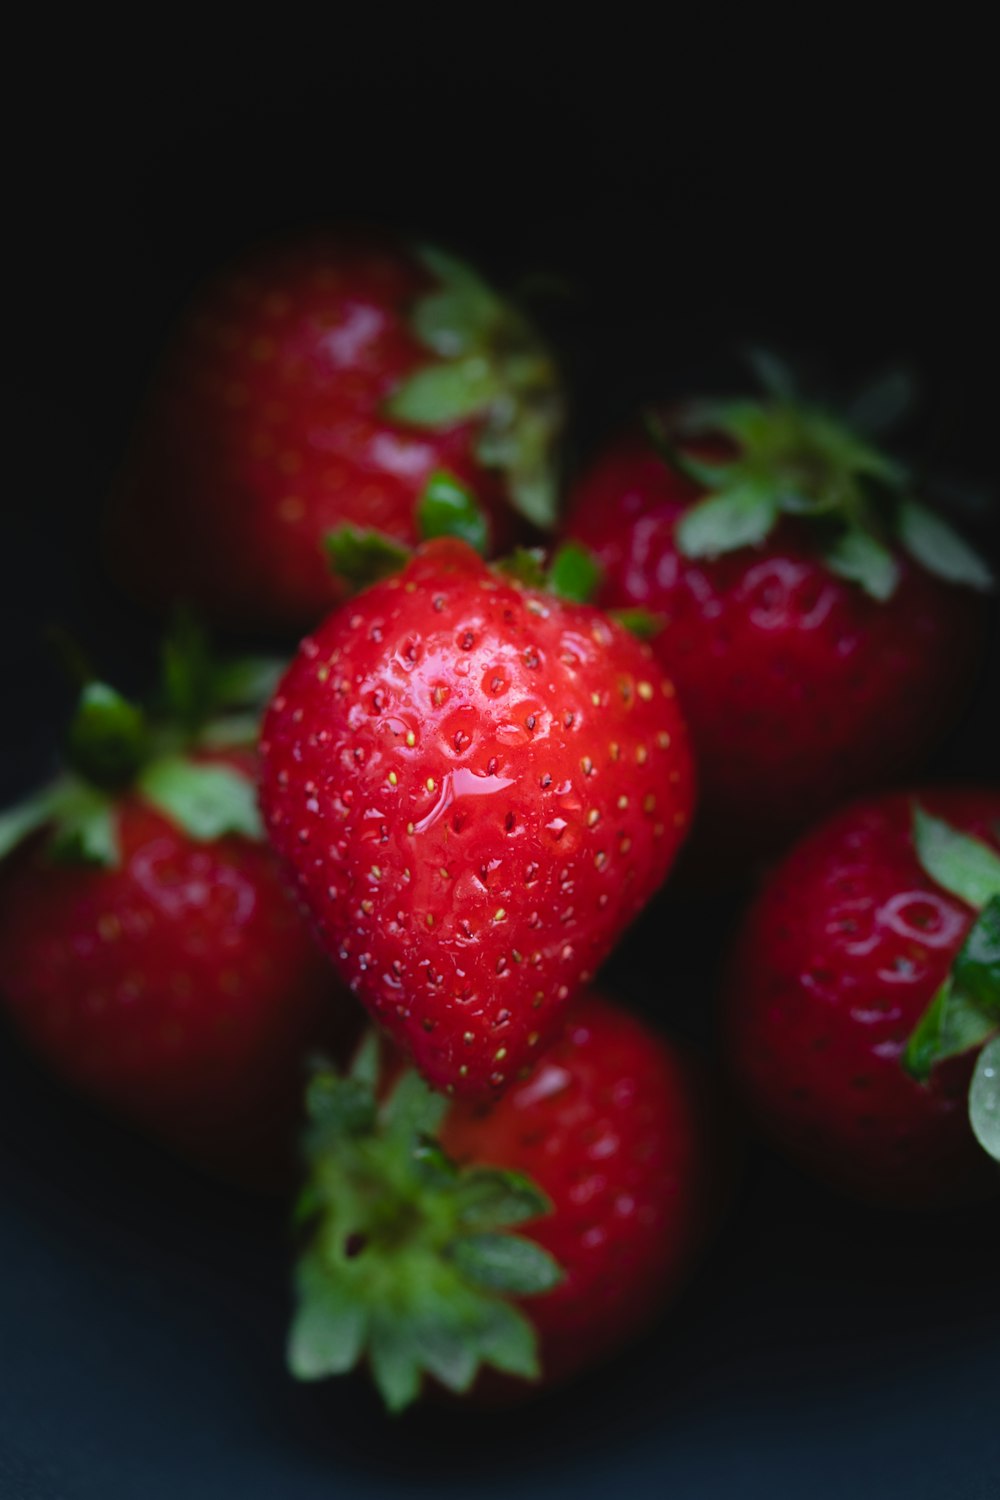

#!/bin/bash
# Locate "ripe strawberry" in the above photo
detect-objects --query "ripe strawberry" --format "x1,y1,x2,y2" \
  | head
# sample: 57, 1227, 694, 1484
565, 376, 990, 866
259, 537, 695, 1097
724, 787, 1000, 1206
0, 630, 347, 1182
107, 232, 563, 633
289, 993, 715, 1407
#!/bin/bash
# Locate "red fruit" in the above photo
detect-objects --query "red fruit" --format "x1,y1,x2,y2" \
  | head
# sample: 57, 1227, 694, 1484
442, 996, 714, 1386
260, 538, 695, 1097
0, 640, 352, 1185
565, 405, 988, 866
724, 787, 1000, 1206
107, 232, 563, 633
0, 767, 338, 1181
289, 993, 716, 1406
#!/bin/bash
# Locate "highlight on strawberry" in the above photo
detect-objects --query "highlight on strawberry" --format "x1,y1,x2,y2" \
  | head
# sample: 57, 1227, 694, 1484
289, 994, 716, 1408
0, 618, 349, 1182
724, 787, 1000, 1206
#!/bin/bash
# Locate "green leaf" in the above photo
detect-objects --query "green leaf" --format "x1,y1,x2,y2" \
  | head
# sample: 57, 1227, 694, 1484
502, 455, 560, 531
324, 526, 411, 592
448, 1233, 563, 1295
452, 1168, 552, 1229
136, 757, 262, 842
548, 542, 602, 603
46, 782, 119, 865
160, 607, 215, 733
305, 1072, 377, 1137
381, 1069, 450, 1141
896, 499, 994, 592
288, 1253, 369, 1379
969, 1035, 1000, 1163
348, 1031, 381, 1090
67, 683, 147, 789
0, 788, 58, 860
473, 380, 562, 532
846, 367, 916, 436
416, 471, 489, 553
675, 486, 779, 559
472, 1300, 540, 1380
410, 245, 507, 357
642, 408, 732, 490
386, 356, 503, 427
912, 806, 1000, 911
211, 655, 287, 714
495, 547, 548, 589
610, 608, 665, 640
194, 714, 263, 751
368, 1317, 423, 1413
822, 527, 901, 601
744, 346, 797, 401
902, 977, 997, 1082
952, 898, 1000, 1014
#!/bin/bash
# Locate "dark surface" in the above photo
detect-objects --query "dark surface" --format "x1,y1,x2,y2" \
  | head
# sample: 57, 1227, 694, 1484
4, 35, 998, 1500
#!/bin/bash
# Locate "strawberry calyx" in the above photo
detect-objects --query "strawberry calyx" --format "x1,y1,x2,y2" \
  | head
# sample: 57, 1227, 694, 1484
385, 246, 564, 531
646, 364, 993, 601
0, 618, 285, 867
326, 476, 615, 619
290, 1035, 562, 1411
902, 806, 1000, 1164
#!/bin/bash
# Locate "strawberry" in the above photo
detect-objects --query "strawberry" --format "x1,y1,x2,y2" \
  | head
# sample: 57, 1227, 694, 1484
106, 232, 564, 634
288, 993, 715, 1407
565, 370, 990, 867
724, 787, 1000, 1206
0, 626, 346, 1182
259, 537, 695, 1097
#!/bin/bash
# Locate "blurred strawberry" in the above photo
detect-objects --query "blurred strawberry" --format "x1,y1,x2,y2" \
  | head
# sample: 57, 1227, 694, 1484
565, 364, 990, 868
0, 622, 350, 1184
107, 232, 564, 633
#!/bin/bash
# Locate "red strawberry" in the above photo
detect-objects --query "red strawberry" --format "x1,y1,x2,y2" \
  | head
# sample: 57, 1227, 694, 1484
724, 787, 1000, 1206
289, 992, 716, 1407
565, 381, 990, 867
0, 634, 348, 1183
107, 232, 563, 633
259, 538, 695, 1097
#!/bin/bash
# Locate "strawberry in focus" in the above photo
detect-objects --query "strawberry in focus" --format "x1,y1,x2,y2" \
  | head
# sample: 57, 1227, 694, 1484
290, 993, 717, 1406
565, 380, 990, 868
0, 634, 349, 1184
106, 232, 563, 634
724, 787, 1000, 1206
259, 538, 695, 1098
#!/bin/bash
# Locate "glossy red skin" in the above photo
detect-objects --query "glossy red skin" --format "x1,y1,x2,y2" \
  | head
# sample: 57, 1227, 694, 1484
724, 787, 1000, 1207
260, 540, 695, 1098
566, 426, 984, 866
443, 994, 713, 1386
0, 759, 344, 1184
107, 232, 517, 634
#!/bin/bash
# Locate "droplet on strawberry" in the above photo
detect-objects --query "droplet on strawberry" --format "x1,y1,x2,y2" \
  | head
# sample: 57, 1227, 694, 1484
106, 232, 565, 634
259, 538, 696, 1097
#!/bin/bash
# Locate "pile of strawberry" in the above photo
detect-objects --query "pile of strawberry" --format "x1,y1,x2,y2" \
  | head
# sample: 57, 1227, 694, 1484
3, 230, 997, 1412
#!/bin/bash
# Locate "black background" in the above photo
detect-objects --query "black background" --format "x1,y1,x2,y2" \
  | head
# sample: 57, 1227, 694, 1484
3, 31, 998, 1500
